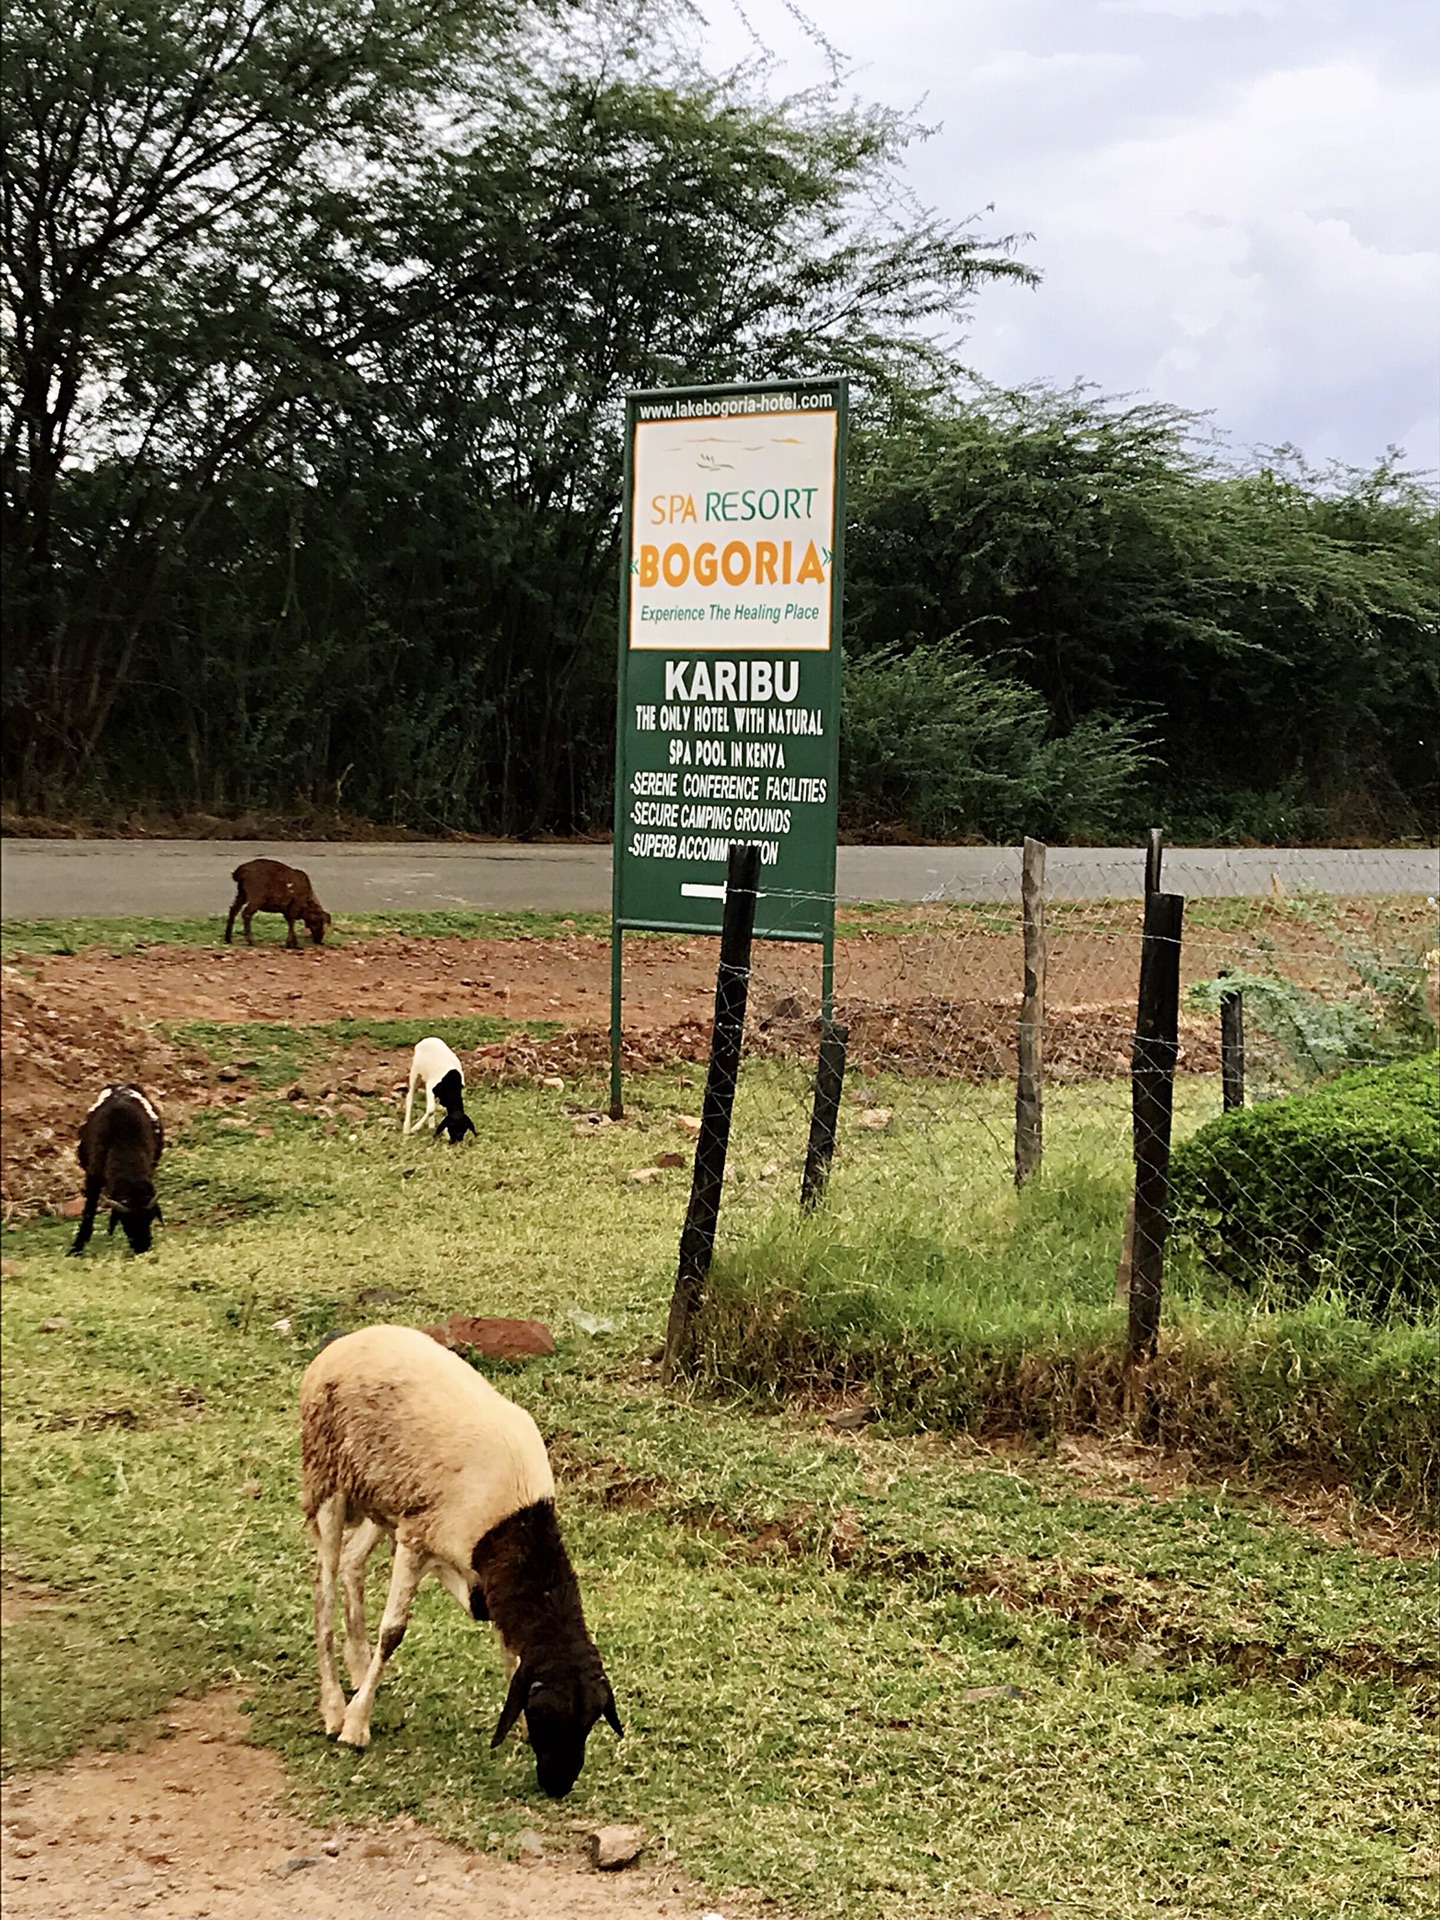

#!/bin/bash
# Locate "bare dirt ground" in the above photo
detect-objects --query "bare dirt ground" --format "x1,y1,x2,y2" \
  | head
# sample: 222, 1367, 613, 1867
0, 1693, 722, 1920
2, 925, 1231, 1216
7, 889, 1431, 1214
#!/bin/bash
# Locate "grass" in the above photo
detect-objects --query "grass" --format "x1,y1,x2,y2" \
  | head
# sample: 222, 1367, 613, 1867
1, 904, 952, 955
8, 892, 1432, 964
0, 909, 611, 959
350, 909, 611, 942
1, 914, 234, 958
3, 1054, 1437, 1919
693, 1067, 1439, 1513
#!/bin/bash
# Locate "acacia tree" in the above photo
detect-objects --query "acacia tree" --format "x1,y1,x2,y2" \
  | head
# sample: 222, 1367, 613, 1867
10, 29, 1033, 830
844, 388, 1439, 837
1, 0, 537, 805
328, 71, 1034, 830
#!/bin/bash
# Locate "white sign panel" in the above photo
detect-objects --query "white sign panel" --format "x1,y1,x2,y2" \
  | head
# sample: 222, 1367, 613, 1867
627, 393, 838, 651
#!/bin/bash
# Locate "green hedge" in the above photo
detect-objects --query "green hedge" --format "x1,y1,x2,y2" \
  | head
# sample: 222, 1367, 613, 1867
1170, 1053, 1439, 1312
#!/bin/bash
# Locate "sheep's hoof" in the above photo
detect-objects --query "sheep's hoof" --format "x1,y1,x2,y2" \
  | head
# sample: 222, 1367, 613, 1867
337, 1713, 371, 1750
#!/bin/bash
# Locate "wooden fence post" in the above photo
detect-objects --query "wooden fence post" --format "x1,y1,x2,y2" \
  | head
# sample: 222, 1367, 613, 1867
1220, 987, 1245, 1110
1014, 835, 1047, 1187
1145, 826, 1164, 898
609, 925, 625, 1120
662, 843, 761, 1384
1117, 828, 1167, 1301
1126, 889, 1185, 1363
801, 1019, 849, 1211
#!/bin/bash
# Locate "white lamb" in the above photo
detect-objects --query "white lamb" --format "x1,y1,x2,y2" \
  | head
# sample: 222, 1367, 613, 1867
402, 1036, 476, 1142
299, 1324, 621, 1797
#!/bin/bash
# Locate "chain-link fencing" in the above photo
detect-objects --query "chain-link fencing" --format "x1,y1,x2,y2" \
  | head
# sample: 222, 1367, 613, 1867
691, 847, 1437, 1294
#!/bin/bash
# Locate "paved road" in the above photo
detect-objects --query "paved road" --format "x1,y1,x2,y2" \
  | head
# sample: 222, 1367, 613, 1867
1, 839, 1435, 920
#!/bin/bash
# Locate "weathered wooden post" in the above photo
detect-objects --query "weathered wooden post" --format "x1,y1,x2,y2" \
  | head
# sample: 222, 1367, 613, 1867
1145, 826, 1164, 898
800, 1019, 849, 1211
1126, 889, 1185, 1363
1220, 986, 1245, 1111
1117, 828, 1167, 1300
662, 843, 761, 1384
609, 928, 625, 1120
1014, 836, 1047, 1186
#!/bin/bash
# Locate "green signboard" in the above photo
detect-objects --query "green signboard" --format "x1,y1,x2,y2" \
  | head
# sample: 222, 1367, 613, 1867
612, 377, 847, 948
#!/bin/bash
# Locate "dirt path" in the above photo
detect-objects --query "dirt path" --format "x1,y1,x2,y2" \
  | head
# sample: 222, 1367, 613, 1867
10, 926, 1061, 1029
19, 909, 1395, 1216
0, 1694, 729, 1920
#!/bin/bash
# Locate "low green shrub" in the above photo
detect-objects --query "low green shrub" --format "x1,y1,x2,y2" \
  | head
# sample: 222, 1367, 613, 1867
839, 641, 1151, 840
1170, 1054, 1439, 1312
1187, 963, 1437, 1089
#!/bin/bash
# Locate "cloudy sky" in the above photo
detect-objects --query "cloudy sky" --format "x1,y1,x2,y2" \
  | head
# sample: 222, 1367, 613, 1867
701, 0, 1439, 470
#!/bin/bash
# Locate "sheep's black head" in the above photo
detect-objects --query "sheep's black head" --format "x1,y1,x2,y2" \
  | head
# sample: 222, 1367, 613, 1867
305, 907, 332, 945
436, 1110, 477, 1144
491, 1658, 622, 1799
108, 1182, 161, 1254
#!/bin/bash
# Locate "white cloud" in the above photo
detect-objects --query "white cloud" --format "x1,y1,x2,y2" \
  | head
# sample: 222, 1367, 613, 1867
698, 1, 1440, 465
971, 62, 1440, 461
1098, 2, 1306, 19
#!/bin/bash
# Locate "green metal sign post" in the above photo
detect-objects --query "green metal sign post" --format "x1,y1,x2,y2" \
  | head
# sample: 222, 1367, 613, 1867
610, 377, 847, 1115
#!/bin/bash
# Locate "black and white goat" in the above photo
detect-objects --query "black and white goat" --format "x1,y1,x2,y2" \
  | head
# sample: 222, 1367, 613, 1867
402, 1036, 476, 1142
300, 1324, 621, 1796
68, 1084, 164, 1256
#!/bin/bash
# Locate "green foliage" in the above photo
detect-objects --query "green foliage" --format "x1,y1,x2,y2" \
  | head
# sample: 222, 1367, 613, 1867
683, 1063, 1437, 1512
841, 640, 1151, 839
1188, 961, 1437, 1089
5, 0, 1436, 853
696, 1221, 1439, 1519
1170, 1055, 1440, 1313
846, 390, 1440, 842
3, 6, 1029, 831
14, 7, 1435, 842
3, 0, 528, 807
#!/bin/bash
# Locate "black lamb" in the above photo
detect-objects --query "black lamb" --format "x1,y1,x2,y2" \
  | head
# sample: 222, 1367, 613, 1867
68, 1084, 164, 1256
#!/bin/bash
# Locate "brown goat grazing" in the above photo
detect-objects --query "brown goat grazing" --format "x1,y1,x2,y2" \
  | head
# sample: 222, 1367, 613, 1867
224, 858, 332, 949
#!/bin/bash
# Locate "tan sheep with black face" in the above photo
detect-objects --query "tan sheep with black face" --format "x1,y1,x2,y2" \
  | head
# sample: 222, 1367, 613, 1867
299, 1325, 621, 1797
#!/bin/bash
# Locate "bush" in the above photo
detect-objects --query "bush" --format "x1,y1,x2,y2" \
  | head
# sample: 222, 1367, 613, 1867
1170, 1054, 1439, 1312
693, 1272, 1440, 1514
839, 642, 1150, 841
685, 1150, 1440, 1515
1187, 951, 1437, 1092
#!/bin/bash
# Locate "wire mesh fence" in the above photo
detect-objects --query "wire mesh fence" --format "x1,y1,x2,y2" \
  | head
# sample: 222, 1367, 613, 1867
691, 847, 1438, 1290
